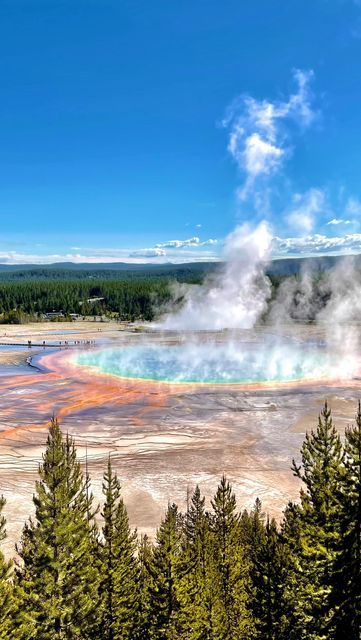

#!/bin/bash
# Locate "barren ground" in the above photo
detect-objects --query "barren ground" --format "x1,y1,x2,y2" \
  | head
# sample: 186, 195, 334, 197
0, 321, 360, 556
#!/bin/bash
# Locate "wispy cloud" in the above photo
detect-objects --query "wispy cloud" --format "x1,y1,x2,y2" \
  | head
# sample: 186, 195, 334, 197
222, 69, 316, 201
286, 188, 326, 234
274, 233, 361, 257
0, 247, 220, 265
128, 248, 166, 258
155, 237, 217, 249
345, 196, 361, 216
326, 218, 352, 226
1, 230, 361, 264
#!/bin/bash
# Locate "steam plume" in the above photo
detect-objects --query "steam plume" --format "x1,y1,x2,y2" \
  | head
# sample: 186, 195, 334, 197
159, 222, 272, 330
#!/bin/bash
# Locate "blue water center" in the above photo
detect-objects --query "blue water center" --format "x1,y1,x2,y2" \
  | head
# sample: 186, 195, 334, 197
74, 339, 330, 384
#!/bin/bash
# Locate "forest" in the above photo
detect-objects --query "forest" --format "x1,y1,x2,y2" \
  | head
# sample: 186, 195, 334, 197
0, 262, 334, 324
0, 402, 360, 639
0, 279, 174, 322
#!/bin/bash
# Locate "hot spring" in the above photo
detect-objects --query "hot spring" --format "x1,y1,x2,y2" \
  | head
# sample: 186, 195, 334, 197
73, 336, 335, 385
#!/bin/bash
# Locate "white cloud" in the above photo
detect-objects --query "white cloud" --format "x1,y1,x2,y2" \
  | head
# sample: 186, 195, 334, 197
155, 237, 217, 249
0, 251, 133, 265
0, 241, 220, 265
326, 218, 352, 226
128, 248, 166, 258
222, 69, 316, 200
273, 233, 361, 257
286, 188, 326, 234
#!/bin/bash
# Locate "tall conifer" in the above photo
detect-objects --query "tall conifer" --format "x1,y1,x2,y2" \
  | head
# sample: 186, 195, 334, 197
288, 402, 344, 639
16, 418, 101, 639
147, 503, 185, 639
136, 534, 153, 640
0, 495, 15, 639
210, 476, 253, 639
252, 516, 288, 639
178, 486, 217, 639
333, 402, 361, 638
100, 458, 139, 640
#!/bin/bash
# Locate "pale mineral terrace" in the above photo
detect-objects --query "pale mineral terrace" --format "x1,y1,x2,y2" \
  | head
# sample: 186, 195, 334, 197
0, 321, 360, 555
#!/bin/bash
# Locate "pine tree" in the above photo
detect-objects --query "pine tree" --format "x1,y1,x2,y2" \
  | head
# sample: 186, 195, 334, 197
100, 458, 139, 640
239, 497, 266, 631
277, 501, 304, 640
178, 485, 217, 640
147, 503, 185, 639
288, 401, 344, 639
252, 516, 288, 640
136, 534, 153, 640
16, 417, 101, 639
0, 495, 15, 639
210, 476, 253, 639
333, 401, 361, 639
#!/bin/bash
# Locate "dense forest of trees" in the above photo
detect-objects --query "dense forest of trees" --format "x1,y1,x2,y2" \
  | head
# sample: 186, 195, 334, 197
0, 279, 174, 322
0, 271, 332, 325
0, 402, 360, 638
0, 264, 212, 283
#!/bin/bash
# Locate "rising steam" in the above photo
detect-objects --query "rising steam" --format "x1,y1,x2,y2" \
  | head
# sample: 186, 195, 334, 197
159, 222, 272, 331
155, 223, 361, 381
153, 69, 361, 382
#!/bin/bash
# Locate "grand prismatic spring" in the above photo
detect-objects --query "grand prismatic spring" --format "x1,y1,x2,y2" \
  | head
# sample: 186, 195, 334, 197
0, 321, 360, 552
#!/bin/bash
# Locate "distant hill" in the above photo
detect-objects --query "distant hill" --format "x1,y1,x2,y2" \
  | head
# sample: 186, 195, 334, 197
0, 261, 211, 272
0, 262, 214, 282
0, 254, 359, 282
267, 254, 361, 277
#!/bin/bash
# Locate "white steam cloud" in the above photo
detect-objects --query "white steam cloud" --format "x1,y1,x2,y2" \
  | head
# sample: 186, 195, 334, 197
156, 231, 361, 381
158, 222, 272, 330
153, 70, 360, 384
286, 188, 326, 234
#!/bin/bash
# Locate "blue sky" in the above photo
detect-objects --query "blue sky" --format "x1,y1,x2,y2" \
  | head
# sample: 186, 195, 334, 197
1, 0, 361, 263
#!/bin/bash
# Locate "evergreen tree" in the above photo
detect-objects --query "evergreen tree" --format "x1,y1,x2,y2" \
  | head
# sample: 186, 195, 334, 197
252, 516, 288, 640
239, 497, 266, 630
136, 534, 153, 640
288, 401, 344, 639
178, 486, 217, 640
16, 418, 101, 640
0, 495, 15, 639
333, 401, 361, 639
100, 458, 139, 640
277, 501, 304, 640
147, 503, 185, 639
210, 476, 253, 639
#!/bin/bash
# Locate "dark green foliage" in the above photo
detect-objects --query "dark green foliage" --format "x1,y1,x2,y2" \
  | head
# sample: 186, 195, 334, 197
252, 516, 288, 639
333, 402, 361, 639
210, 476, 253, 639
0, 402, 361, 638
284, 402, 344, 639
0, 279, 173, 321
15, 418, 101, 639
0, 263, 214, 283
0, 496, 15, 639
146, 503, 186, 639
177, 486, 217, 639
100, 458, 139, 640
136, 534, 154, 640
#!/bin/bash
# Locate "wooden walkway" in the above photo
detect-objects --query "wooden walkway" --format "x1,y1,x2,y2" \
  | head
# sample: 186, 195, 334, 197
0, 342, 75, 348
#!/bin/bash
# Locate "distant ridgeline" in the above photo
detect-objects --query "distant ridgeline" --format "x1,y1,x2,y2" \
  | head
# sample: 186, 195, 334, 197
0, 254, 358, 281
0, 254, 358, 323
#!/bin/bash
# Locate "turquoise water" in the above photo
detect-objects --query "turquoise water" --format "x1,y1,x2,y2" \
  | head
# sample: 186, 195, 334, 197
74, 340, 329, 384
